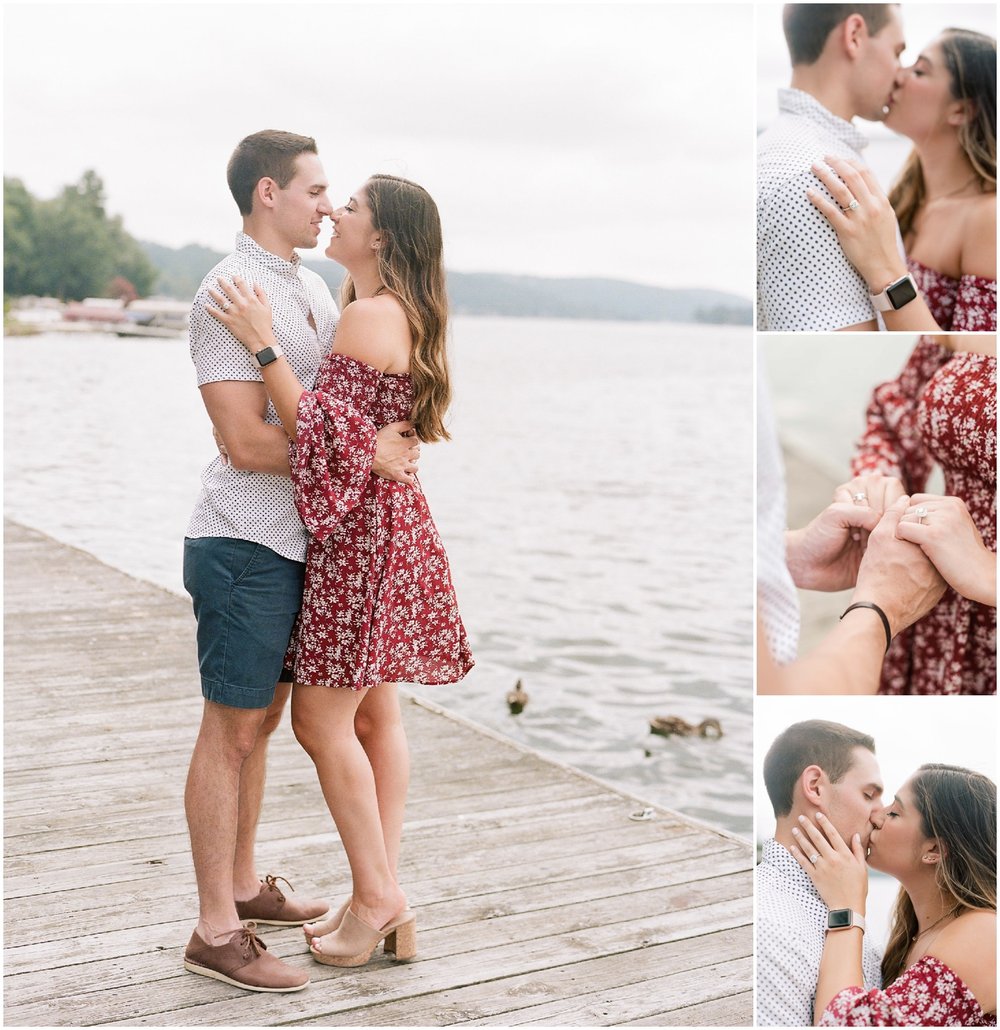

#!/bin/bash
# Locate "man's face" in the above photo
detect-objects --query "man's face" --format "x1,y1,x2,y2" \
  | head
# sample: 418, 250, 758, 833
822, 747, 884, 847
855, 8, 907, 121
270, 153, 333, 251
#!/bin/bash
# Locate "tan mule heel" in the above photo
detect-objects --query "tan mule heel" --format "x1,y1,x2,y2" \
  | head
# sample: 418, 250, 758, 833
310, 908, 416, 967
383, 916, 417, 960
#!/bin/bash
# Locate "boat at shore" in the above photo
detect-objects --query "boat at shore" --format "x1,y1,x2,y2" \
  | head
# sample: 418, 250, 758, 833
7, 296, 189, 338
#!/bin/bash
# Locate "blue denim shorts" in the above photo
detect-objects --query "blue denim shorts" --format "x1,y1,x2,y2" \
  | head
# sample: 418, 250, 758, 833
183, 537, 305, 709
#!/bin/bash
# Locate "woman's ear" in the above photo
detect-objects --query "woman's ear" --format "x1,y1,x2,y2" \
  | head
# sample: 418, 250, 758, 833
947, 98, 975, 128
921, 838, 946, 864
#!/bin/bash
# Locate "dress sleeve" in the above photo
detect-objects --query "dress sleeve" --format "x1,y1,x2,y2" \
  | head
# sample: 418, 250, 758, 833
850, 339, 951, 491
289, 355, 380, 542
818, 956, 987, 1027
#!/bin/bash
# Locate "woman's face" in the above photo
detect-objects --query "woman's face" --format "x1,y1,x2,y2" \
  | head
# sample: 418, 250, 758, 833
884, 37, 962, 144
866, 776, 932, 877
325, 182, 379, 265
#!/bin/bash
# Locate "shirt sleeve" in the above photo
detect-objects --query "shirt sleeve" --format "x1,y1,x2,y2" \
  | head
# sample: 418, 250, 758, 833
850, 339, 951, 490
757, 168, 876, 332
818, 956, 986, 1026
189, 271, 262, 387
289, 356, 379, 542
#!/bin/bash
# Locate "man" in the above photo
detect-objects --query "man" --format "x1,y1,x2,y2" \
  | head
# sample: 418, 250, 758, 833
757, 5, 906, 331
756, 374, 945, 692
181, 130, 418, 992
757, 720, 884, 1025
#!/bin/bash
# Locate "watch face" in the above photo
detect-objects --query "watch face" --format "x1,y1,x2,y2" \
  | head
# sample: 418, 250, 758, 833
888, 276, 918, 310
828, 909, 852, 929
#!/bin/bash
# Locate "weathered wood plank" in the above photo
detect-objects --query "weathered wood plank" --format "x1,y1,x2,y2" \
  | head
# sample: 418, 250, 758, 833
4, 520, 753, 1026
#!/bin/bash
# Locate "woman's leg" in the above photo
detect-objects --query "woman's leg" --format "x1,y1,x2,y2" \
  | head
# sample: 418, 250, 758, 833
291, 683, 406, 934
354, 682, 410, 879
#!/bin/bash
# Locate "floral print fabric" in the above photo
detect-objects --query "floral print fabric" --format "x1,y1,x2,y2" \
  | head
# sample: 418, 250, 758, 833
852, 340, 996, 694
908, 258, 997, 332
820, 955, 995, 1026
287, 352, 474, 691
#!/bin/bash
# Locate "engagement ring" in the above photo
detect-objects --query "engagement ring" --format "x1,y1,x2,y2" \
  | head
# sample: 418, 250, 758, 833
852, 492, 867, 504
809, 853, 820, 864
846, 199, 860, 211
915, 506, 928, 524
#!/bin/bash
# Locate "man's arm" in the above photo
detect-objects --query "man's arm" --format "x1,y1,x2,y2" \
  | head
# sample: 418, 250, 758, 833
759, 496, 946, 694
201, 380, 291, 476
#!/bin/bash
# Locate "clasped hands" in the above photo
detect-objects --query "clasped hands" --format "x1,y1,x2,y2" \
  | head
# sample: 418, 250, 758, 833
786, 473, 996, 638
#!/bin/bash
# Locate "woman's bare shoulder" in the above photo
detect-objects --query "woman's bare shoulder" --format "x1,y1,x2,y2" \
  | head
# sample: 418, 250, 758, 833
959, 193, 997, 280
335, 296, 412, 372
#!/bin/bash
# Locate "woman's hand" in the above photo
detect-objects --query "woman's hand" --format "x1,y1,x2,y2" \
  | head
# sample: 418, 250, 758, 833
897, 494, 997, 606
207, 275, 277, 354
806, 155, 908, 293
790, 812, 868, 913
833, 473, 906, 543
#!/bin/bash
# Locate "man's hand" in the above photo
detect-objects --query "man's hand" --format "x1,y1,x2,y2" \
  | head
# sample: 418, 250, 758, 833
852, 495, 946, 637
372, 421, 420, 485
785, 502, 882, 592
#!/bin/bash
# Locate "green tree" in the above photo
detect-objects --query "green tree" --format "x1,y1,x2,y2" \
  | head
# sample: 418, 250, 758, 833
3, 171, 157, 300
3, 177, 42, 296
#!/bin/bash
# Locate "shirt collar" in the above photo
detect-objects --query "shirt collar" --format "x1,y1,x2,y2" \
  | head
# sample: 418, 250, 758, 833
235, 231, 302, 279
761, 836, 824, 903
777, 87, 870, 153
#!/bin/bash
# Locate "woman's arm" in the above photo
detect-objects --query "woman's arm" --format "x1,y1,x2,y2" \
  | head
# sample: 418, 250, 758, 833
207, 276, 304, 437
806, 156, 943, 333
897, 495, 997, 606
850, 341, 948, 493
787, 814, 869, 1024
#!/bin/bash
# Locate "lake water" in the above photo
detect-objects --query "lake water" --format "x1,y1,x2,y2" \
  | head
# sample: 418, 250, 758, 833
4, 316, 753, 836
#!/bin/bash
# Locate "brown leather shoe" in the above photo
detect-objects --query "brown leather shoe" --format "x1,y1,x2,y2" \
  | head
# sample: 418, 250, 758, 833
236, 874, 330, 927
184, 923, 309, 993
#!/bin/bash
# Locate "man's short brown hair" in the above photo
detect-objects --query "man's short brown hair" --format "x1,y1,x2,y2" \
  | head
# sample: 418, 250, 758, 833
227, 130, 318, 216
782, 5, 897, 65
763, 720, 876, 817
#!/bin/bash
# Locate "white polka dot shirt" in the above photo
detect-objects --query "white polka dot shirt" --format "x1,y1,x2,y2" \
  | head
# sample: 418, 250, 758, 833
757, 89, 877, 332
757, 372, 799, 665
186, 232, 337, 562
757, 838, 882, 1027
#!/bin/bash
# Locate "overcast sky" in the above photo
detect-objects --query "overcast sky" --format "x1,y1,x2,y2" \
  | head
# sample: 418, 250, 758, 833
3, 2, 755, 293
755, 696, 997, 841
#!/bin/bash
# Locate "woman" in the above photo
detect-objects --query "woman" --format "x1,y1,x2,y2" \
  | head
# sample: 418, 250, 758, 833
209, 174, 474, 966
790, 765, 996, 1026
841, 334, 996, 694
808, 27, 996, 332
808, 29, 997, 693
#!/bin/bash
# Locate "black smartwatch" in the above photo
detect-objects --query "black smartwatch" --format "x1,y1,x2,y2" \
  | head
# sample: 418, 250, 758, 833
870, 273, 918, 312
828, 908, 866, 932
254, 344, 284, 368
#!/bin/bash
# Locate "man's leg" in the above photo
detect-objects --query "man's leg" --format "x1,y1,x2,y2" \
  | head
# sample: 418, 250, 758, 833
232, 682, 290, 901
185, 699, 269, 942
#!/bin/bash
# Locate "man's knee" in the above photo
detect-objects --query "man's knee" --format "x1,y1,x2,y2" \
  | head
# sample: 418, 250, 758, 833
198, 702, 270, 763
257, 683, 291, 739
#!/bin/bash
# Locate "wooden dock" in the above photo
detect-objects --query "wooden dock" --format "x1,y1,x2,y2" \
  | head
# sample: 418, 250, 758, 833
3, 520, 753, 1026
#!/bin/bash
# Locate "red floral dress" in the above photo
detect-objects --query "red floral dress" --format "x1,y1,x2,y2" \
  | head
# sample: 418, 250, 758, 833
908, 258, 997, 331
820, 956, 996, 1026
286, 352, 474, 691
851, 340, 996, 694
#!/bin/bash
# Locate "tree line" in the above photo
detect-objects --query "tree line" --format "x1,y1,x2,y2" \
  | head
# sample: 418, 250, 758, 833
4, 171, 156, 301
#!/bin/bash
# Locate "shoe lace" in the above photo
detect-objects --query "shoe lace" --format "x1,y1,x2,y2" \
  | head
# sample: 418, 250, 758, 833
229, 922, 266, 960
263, 873, 293, 901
